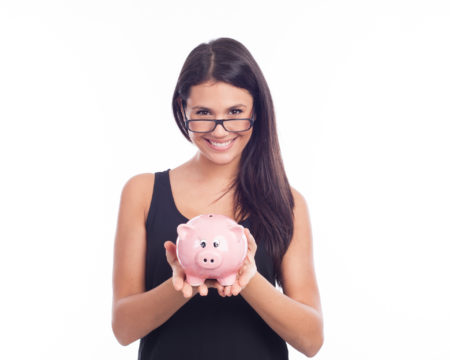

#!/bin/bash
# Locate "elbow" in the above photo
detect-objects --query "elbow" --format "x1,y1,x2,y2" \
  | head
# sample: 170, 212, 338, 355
300, 315, 324, 357
111, 305, 134, 346
304, 334, 324, 358
112, 318, 132, 346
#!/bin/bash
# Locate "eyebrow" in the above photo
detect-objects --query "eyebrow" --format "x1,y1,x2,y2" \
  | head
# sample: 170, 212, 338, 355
191, 104, 247, 110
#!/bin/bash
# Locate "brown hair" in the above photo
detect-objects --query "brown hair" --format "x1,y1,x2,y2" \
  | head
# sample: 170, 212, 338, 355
171, 37, 294, 290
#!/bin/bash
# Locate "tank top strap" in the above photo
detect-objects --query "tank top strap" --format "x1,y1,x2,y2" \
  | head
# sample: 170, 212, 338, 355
145, 168, 173, 228
155, 168, 172, 198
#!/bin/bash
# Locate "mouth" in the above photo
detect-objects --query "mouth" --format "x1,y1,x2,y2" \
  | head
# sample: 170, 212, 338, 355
204, 137, 237, 151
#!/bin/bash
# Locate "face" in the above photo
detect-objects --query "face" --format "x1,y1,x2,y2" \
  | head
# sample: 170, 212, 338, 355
181, 81, 255, 166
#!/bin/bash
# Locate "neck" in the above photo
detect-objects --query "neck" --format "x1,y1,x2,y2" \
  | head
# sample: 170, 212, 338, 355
187, 151, 240, 184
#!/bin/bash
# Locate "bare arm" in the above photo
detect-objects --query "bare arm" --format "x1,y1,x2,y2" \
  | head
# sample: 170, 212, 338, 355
239, 188, 323, 357
113, 276, 199, 346
111, 174, 199, 346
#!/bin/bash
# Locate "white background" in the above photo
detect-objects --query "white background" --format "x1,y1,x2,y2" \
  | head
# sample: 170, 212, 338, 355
1, 1, 449, 359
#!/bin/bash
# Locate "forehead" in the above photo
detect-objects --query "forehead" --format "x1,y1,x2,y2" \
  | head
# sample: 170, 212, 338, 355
187, 81, 253, 109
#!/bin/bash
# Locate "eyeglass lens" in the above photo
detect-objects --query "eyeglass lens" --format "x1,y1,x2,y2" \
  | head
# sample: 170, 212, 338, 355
188, 119, 251, 132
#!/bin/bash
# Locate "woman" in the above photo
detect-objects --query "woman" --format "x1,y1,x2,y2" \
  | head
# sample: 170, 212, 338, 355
112, 37, 323, 359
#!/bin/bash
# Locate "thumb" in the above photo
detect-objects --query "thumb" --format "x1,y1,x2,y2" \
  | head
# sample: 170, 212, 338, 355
164, 241, 178, 263
164, 241, 177, 251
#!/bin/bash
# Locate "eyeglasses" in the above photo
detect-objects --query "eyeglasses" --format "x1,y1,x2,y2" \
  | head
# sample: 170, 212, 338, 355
182, 106, 255, 133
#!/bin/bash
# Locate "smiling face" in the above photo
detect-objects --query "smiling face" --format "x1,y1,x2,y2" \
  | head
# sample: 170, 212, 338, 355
182, 81, 255, 166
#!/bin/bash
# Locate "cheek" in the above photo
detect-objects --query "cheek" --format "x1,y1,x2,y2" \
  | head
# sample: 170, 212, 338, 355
240, 131, 253, 144
189, 132, 199, 143
194, 135, 205, 145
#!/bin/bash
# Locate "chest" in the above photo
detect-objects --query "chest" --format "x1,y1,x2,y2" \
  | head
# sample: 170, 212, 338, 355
171, 179, 237, 220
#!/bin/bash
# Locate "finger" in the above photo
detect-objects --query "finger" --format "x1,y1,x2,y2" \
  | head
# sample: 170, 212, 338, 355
164, 240, 174, 253
239, 264, 247, 275
231, 281, 241, 296
244, 228, 257, 255
198, 283, 208, 296
172, 275, 184, 291
172, 265, 185, 288
238, 276, 249, 288
225, 286, 232, 297
182, 281, 193, 298
238, 267, 256, 288
164, 241, 178, 264
205, 279, 222, 293
216, 283, 225, 297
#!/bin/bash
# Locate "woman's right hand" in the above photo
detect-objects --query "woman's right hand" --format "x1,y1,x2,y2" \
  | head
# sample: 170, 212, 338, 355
164, 241, 225, 298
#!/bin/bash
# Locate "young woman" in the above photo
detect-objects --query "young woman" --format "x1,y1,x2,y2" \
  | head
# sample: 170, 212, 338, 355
112, 37, 323, 359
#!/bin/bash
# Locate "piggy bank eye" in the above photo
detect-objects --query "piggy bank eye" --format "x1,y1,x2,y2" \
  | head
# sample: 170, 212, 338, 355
200, 241, 207, 248
213, 241, 220, 248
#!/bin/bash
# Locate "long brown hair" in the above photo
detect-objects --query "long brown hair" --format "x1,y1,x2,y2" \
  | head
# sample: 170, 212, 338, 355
171, 37, 294, 290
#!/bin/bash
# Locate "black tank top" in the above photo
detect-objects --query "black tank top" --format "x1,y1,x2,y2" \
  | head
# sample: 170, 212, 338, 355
138, 169, 289, 360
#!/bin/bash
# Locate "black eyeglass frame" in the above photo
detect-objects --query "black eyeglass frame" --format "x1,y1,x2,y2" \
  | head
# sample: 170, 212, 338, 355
182, 105, 255, 133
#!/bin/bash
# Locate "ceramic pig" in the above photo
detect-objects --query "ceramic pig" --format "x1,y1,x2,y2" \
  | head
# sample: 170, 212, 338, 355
176, 214, 248, 286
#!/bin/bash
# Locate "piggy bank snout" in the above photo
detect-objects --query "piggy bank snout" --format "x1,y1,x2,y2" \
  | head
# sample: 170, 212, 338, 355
195, 251, 223, 270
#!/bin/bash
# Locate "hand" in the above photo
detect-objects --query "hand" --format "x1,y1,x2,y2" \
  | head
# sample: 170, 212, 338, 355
217, 228, 258, 297
164, 241, 223, 298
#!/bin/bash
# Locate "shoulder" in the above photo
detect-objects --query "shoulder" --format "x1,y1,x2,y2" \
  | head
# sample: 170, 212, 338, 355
120, 173, 155, 220
121, 173, 155, 197
287, 186, 312, 251
289, 186, 310, 222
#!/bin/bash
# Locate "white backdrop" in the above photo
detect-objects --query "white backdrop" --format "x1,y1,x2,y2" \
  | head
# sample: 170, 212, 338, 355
1, 1, 449, 359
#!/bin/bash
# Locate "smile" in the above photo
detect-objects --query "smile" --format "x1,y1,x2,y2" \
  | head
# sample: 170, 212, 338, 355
205, 137, 237, 151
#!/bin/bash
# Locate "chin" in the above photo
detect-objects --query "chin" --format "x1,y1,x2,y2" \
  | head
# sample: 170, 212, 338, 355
200, 145, 242, 165
205, 151, 240, 165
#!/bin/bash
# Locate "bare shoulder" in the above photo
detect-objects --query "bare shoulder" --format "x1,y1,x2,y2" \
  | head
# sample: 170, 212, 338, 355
122, 172, 155, 193
290, 186, 310, 224
287, 185, 313, 259
120, 173, 155, 220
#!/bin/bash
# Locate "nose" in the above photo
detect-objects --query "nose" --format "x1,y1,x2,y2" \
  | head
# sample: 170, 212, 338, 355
196, 251, 222, 269
210, 121, 229, 137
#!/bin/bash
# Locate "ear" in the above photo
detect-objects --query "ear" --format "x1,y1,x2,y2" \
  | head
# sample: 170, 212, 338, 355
230, 224, 244, 243
177, 224, 195, 239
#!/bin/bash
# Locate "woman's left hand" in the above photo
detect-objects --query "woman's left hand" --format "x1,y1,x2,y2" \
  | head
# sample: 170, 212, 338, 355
218, 227, 258, 297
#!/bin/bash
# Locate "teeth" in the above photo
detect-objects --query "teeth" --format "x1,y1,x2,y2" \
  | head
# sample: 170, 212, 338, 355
210, 139, 232, 147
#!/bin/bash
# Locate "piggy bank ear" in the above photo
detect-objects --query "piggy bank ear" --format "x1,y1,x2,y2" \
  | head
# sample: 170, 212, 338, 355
230, 224, 245, 243
177, 224, 195, 239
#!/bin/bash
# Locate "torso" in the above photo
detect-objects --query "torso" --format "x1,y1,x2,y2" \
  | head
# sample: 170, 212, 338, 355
142, 164, 246, 223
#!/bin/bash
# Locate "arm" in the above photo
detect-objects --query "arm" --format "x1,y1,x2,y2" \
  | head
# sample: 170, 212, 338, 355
239, 189, 323, 357
111, 174, 199, 346
113, 277, 199, 346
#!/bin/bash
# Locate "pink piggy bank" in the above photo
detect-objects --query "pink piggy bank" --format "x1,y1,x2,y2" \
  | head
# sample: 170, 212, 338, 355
176, 213, 248, 286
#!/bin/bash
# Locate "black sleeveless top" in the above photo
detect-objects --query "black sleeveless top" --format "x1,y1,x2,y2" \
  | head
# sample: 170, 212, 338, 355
138, 169, 289, 360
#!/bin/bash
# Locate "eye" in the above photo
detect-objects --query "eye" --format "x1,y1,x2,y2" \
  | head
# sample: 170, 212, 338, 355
200, 240, 207, 248
213, 241, 220, 248
230, 109, 243, 115
196, 110, 209, 115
